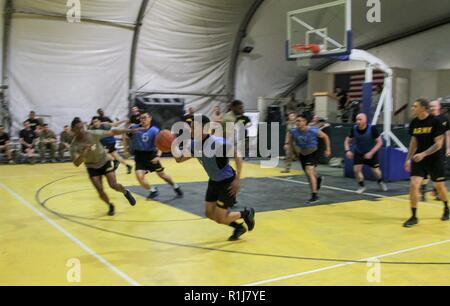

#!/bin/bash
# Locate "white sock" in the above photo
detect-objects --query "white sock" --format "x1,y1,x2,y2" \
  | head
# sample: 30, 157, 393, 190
173, 184, 179, 189
150, 186, 157, 192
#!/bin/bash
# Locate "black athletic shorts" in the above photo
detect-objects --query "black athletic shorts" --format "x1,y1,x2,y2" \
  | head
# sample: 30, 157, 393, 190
104, 143, 116, 154
298, 151, 318, 170
354, 152, 380, 168
134, 150, 164, 173
205, 176, 237, 209
87, 160, 115, 178
411, 155, 446, 182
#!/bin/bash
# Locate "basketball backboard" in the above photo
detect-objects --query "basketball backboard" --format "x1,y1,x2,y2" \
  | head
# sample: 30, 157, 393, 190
287, 0, 352, 60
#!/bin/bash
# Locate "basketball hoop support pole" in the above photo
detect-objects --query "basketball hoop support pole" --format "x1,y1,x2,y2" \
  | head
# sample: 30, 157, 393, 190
349, 49, 407, 152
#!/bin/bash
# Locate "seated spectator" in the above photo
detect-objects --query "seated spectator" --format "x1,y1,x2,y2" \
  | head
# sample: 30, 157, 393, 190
58, 125, 74, 161
0, 125, 14, 164
39, 124, 57, 163
183, 107, 195, 125
210, 105, 223, 136
27, 111, 42, 132
97, 108, 113, 123
129, 106, 141, 125
222, 100, 244, 140
309, 115, 331, 130
19, 120, 38, 164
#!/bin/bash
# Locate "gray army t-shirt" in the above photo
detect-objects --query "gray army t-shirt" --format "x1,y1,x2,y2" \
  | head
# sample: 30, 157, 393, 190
71, 130, 111, 169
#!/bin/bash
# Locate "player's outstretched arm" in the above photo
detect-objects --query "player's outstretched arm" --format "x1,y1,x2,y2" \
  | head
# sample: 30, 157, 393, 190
104, 127, 141, 138
318, 130, 331, 157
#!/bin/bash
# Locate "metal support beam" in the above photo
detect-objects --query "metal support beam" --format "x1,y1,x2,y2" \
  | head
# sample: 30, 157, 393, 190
1, 0, 12, 129
135, 91, 230, 98
12, 9, 135, 29
128, 0, 150, 107
228, 0, 264, 101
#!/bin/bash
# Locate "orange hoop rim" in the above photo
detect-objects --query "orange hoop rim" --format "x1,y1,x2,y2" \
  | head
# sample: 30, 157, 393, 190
291, 44, 321, 54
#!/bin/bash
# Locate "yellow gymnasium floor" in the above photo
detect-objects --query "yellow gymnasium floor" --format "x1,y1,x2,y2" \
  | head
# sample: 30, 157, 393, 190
1, 159, 450, 286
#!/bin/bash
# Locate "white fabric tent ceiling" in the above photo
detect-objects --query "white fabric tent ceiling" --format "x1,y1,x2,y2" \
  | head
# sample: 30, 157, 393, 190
2, 0, 450, 131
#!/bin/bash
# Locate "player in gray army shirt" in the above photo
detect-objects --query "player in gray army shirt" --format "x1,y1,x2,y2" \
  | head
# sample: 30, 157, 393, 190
70, 117, 137, 216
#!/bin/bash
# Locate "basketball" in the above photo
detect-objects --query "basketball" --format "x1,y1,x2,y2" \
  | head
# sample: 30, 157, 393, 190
155, 130, 176, 153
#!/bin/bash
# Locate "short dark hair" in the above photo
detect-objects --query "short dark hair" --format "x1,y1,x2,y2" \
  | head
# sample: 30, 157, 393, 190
231, 100, 243, 108
23, 120, 30, 125
416, 98, 430, 110
42, 123, 48, 127
200, 115, 210, 126
191, 115, 210, 127
297, 114, 309, 122
64, 125, 69, 128
71, 117, 82, 129
140, 112, 152, 118
92, 116, 100, 121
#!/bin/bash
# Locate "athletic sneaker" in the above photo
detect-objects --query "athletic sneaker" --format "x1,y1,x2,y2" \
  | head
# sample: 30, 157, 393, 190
306, 196, 320, 205
356, 187, 367, 195
174, 187, 184, 198
243, 208, 256, 231
108, 204, 115, 216
126, 165, 133, 175
403, 216, 418, 228
378, 182, 388, 192
317, 176, 324, 191
442, 208, 449, 221
228, 226, 247, 241
281, 169, 290, 174
435, 195, 442, 201
124, 189, 136, 206
147, 188, 160, 200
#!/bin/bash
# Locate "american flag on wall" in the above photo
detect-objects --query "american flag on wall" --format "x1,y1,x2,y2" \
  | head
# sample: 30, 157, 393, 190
347, 70, 385, 101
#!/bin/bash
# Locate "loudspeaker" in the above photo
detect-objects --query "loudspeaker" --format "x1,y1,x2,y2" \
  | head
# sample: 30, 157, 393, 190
135, 97, 185, 130
267, 106, 282, 123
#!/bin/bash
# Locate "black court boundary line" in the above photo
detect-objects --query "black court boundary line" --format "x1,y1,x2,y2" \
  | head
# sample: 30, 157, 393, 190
35, 175, 450, 266
43, 188, 204, 223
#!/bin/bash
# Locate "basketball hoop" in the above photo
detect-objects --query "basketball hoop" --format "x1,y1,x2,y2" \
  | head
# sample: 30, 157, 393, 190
291, 44, 321, 55
291, 44, 321, 67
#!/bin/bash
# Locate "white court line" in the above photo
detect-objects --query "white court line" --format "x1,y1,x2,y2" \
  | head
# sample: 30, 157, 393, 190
244, 237, 450, 286
243, 177, 449, 286
270, 176, 443, 208
0, 182, 141, 286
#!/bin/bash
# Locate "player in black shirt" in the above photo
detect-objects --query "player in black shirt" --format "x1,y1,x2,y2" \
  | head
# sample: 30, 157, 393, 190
420, 100, 450, 201
404, 99, 449, 227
